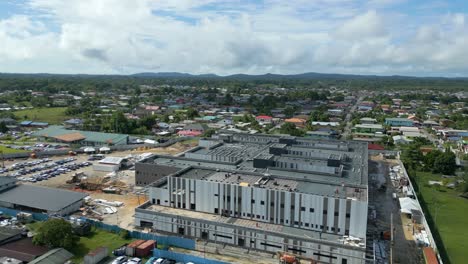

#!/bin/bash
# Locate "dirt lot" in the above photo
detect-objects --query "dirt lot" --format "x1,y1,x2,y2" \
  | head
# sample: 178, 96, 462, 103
1, 141, 195, 228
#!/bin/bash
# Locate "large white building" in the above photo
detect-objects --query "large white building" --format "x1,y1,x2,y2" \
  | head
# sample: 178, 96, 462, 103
135, 133, 370, 263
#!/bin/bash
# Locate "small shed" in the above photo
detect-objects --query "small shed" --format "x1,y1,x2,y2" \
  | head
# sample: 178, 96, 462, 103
84, 247, 108, 264
28, 248, 73, 264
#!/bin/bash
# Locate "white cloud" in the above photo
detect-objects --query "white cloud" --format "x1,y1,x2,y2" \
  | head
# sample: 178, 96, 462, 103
0, 0, 466, 76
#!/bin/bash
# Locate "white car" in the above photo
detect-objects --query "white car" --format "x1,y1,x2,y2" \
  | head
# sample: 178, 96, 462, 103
128, 258, 142, 264
112, 256, 127, 264
154, 258, 165, 264
112, 256, 128, 264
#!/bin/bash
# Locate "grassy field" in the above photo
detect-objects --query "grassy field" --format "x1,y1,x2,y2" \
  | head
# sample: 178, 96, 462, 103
26, 223, 134, 263
413, 171, 468, 264
13, 107, 70, 124
69, 228, 134, 263
0, 145, 29, 154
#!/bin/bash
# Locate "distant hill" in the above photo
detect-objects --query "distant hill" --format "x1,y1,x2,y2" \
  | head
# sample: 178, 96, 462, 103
130, 71, 467, 80
1, 71, 467, 80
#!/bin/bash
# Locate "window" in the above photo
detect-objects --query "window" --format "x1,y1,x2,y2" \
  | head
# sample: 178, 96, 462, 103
214, 194, 219, 196
270, 202, 274, 206
190, 203, 195, 210
152, 199, 155, 204
294, 221, 299, 225
346, 213, 350, 218
334, 212, 339, 216
286, 220, 289, 224
309, 208, 314, 213
256, 215, 260, 219
323, 210, 327, 214
291, 205, 295, 210
301, 207, 306, 211
247, 213, 251, 217
157, 199, 160, 205
320, 225, 324, 229
280, 204, 285, 208
342, 259, 348, 264
305, 223, 310, 227
251, 199, 255, 204
214, 208, 219, 214
260, 201, 265, 205
280, 219, 284, 224
331, 227, 335, 232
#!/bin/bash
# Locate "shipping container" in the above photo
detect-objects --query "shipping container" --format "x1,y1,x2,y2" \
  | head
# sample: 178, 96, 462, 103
84, 247, 108, 264
125, 240, 145, 257
135, 240, 156, 258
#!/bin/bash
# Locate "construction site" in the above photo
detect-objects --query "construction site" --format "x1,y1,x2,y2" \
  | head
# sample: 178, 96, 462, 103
0, 141, 197, 228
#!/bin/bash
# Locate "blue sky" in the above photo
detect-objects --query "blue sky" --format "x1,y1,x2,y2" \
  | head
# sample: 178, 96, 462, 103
0, 0, 468, 76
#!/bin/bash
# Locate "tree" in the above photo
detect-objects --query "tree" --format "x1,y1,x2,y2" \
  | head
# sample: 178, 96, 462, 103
33, 219, 76, 250
202, 129, 216, 138
279, 122, 304, 137
186, 108, 199, 119
433, 150, 457, 175
0, 122, 8, 133
283, 106, 297, 118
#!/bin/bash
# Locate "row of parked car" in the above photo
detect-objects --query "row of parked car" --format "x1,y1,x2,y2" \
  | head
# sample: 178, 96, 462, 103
15, 161, 92, 182
1, 158, 53, 173
112, 256, 194, 264
112, 256, 142, 264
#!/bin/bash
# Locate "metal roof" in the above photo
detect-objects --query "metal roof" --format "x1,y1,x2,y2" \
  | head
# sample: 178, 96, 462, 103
33, 125, 128, 145
28, 248, 73, 264
0, 177, 16, 187
0, 185, 87, 212
99, 157, 125, 165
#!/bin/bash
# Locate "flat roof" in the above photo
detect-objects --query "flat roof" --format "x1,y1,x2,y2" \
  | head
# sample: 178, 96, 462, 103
0, 184, 87, 212
0, 177, 16, 187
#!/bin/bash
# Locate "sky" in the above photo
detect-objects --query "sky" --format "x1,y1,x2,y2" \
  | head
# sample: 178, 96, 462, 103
0, 0, 468, 76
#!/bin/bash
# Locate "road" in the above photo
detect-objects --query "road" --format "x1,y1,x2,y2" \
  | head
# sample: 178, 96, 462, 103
341, 94, 365, 139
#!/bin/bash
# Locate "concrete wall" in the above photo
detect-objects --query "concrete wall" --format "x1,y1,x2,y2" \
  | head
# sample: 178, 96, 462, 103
135, 208, 367, 264
135, 163, 180, 186
148, 176, 368, 239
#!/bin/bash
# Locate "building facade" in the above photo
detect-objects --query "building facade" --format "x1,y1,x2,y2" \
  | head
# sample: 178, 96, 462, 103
135, 133, 369, 263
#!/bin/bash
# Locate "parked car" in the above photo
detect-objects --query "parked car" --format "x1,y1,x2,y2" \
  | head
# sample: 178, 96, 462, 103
112, 256, 127, 264
154, 258, 165, 264
127, 258, 142, 264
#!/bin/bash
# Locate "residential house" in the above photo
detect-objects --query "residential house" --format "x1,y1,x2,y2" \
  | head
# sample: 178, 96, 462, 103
360, 117, 377, 124
285, 118, 307, 128
385, 118, 414, 127
255, 115, 273, 124
177, 123, 208, 137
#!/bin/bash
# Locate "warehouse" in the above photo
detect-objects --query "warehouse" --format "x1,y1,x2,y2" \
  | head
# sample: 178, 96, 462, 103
93, 156, 130, 172
32, 125, 129, 146
0, 181, 87, 216
135, 133, 369, 263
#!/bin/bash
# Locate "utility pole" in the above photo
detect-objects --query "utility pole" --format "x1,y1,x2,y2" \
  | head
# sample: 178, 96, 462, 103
390, 213, 394, 264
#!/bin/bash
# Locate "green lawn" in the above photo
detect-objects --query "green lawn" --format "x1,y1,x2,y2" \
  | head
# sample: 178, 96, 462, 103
413, 171, 468, 264
13, 107, 70, 124
70, 229, 134, 263
26, 223, 134, 263
0, 145, 29, 154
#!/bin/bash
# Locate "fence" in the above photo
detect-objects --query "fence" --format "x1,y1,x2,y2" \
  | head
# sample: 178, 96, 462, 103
0, 206, 49, 221
85, 218, 196, 250
399, 161, 446, 264
152, 248, 229, 264
1, 137, 188, 160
